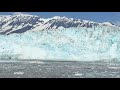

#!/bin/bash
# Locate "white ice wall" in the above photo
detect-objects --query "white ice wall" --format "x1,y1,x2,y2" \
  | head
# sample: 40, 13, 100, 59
0, 27, 120, 61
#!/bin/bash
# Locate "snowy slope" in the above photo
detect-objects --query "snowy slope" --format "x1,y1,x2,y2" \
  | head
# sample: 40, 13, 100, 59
0, 14, 120, 61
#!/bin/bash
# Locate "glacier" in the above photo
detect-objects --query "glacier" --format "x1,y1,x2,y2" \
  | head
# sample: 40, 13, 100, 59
0, 26, 120, 61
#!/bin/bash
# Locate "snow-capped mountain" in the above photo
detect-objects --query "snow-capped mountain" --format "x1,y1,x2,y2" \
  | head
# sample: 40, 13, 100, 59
0, 14, 118, 35
0, 14, 120, 61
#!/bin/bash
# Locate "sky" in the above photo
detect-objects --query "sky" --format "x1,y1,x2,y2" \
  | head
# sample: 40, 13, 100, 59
0, 12, 120, 24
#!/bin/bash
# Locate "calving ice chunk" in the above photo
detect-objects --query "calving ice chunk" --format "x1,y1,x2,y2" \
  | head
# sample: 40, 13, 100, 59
0, 14, 120, 61
18, 46, 47, 59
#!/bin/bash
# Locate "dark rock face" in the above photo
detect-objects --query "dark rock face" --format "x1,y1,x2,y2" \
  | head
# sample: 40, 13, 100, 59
7, 26, 33, 35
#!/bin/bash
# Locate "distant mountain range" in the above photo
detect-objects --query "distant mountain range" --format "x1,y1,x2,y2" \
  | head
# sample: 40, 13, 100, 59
0, 14, 118, 35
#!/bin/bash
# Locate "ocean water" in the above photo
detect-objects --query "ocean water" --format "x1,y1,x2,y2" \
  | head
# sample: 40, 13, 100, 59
0, 60, 120, 78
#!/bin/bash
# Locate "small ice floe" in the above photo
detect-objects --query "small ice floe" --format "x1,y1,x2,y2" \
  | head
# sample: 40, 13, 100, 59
14, 71, 24, 75
108, 67, 120, 69
74, 72, 84, 76
29, 61, 44, 64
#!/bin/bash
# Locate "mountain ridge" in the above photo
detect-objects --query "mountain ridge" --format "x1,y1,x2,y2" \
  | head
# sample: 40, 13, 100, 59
0, 14, 118, 35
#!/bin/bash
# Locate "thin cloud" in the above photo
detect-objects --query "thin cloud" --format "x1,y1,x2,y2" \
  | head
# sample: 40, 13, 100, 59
12, 12, 30, 15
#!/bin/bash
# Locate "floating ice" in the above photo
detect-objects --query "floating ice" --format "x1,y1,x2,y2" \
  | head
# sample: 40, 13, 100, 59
14, 71, 24, 75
